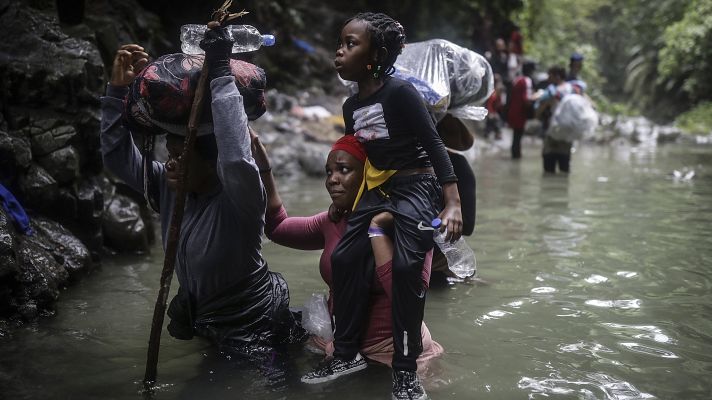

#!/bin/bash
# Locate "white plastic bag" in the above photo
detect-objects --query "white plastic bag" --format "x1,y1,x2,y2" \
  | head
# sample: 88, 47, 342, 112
302, 293, 333, 341
341, 39, 493, 122
548, 94, 598, 142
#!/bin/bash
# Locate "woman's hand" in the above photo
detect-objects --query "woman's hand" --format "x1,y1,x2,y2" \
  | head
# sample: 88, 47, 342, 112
110, 44, 149, 87
249, 128, 271, 172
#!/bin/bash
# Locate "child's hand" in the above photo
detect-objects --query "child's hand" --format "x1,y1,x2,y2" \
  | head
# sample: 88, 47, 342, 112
438, 204, 463, 242
438, 182, 463, 242
110, 44, 148, 87
328, 203, 347, 222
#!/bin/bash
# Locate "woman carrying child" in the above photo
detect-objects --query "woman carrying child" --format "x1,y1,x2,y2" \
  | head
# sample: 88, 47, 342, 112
300, 12, 463, 400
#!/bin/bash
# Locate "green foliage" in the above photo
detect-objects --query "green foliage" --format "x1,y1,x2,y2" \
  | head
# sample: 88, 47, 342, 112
658, 0, 712, 102
516, 0, 711, 121
676, 102, 712, 134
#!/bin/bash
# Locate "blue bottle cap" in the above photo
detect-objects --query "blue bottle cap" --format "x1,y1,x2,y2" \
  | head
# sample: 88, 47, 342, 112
262, 34, 276, 47
431, 218, 442, 228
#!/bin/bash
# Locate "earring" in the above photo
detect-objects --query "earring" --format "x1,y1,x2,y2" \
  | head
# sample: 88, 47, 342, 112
366, 64, 372, 70
373, 65, 381, 79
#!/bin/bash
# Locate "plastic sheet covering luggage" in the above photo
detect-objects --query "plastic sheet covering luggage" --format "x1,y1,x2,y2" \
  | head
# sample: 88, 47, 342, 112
124, 53, 267, 136
341, 39, 493, 121
167, 270, 306, 347
547, 94, 598, 142
302, 293, 333, 341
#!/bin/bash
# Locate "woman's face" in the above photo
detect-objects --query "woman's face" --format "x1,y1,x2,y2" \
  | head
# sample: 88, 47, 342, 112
164, 134, 216, 192
334, 19, 373, 82
325, 150, 364, 211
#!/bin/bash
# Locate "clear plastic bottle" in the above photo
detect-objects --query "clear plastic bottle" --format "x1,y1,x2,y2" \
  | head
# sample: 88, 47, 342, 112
431, 218, 476, 279
180, 24, 276, 55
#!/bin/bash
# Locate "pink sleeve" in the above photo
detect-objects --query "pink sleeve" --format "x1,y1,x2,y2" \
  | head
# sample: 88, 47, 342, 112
375, 249, 433, 300
265, 205, 327, 250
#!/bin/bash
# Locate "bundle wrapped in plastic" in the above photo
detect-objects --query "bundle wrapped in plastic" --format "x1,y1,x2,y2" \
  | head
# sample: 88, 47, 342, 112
302, 293, 333, 341
393, 39, 493, 121
547, 94, 599, 142
124, 53, 267, 136
340, 39, 493, 122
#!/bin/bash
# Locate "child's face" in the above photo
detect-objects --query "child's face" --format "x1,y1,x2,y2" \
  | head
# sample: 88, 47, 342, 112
335, 19, 373, 82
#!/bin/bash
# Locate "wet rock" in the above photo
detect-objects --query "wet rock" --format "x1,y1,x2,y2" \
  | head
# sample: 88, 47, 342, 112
30, 215, 92, 279
102, 193, 149, 253
0, 210, 18, 279
29, 123, 77, 157
17, 164, 57, 211
266, 89, 298, 113
16, 235, 68, 310
0, 130, 32, 180
266, 132, 331, 178
36, 145, 80, 184
0, 3, 104, 110
0, 206, 94, 321
76, 177, 104, 227
656, 125, 681, 143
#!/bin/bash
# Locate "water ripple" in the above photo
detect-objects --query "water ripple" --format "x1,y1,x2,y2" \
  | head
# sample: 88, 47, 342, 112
518, 372, 656, 400
586, 299, 641, 309
600, 323, 676, 344
531, 286, 557, 294
619, 342, 679, 359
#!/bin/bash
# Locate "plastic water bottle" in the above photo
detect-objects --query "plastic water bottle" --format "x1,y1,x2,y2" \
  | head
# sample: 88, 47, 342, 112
180, 24, 276, 55
431, 218, 476, 279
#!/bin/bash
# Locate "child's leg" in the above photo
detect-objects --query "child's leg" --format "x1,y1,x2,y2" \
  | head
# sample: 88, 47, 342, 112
330, 192, 385, 361
389, 176, 442, 372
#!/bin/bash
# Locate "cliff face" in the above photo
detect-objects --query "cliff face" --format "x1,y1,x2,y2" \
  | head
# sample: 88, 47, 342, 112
0, 0, 167, 323
0, 0, 346, 325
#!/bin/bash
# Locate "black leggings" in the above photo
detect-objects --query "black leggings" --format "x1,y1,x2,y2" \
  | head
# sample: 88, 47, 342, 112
543, 153, 570, 173
331, 174, 442, 372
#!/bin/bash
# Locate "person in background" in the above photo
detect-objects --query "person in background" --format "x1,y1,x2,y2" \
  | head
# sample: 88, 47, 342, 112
536, 65, 575, 174
488, 38, 510, 83
507, 60, 536, 159
566, 52, 584, 81
252, 134, 443, 369
484, 73, 504, 140
101, 32, 304, 368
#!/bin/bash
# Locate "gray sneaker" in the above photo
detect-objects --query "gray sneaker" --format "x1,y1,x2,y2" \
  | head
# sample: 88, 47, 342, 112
392, 370, 429, 400
301, 353, 367, 384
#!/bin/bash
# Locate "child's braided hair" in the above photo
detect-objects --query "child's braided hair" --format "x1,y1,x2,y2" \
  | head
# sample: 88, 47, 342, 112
345, 12, 406, 79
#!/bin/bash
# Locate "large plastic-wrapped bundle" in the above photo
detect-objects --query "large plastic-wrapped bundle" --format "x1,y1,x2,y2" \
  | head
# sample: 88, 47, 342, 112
341, 39, 493, 122
124, 53, 267, 136
547, 94, 598, 142
394, 39, 493, 121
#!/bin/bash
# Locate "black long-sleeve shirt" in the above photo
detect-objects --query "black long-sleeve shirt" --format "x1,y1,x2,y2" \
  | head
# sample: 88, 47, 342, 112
343, 77, 457, 184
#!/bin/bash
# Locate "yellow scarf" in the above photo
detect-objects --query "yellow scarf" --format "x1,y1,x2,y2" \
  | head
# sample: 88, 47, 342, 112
352, 158, 397, 211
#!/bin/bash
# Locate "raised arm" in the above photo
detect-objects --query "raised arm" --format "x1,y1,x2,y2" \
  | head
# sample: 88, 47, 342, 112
398, 83, 463, 241
100, 45, 163, 202
201, 26, 265, 218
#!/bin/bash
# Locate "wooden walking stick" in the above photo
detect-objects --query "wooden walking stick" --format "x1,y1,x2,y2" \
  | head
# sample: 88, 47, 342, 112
143, 0, 249, 389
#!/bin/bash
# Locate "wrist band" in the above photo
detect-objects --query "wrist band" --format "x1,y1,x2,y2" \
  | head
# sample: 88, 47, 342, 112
368, 226, 385, 238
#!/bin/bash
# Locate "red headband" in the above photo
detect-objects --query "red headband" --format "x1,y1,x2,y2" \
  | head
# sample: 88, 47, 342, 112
331, 135, 366, 163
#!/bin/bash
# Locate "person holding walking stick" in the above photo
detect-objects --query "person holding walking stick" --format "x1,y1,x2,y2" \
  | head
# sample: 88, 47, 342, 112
100, 29, 305, 377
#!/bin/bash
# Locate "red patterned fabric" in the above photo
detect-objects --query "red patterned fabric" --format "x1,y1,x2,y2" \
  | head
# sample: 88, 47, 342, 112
124, 53, 266, 135
331, 134, 367, 163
